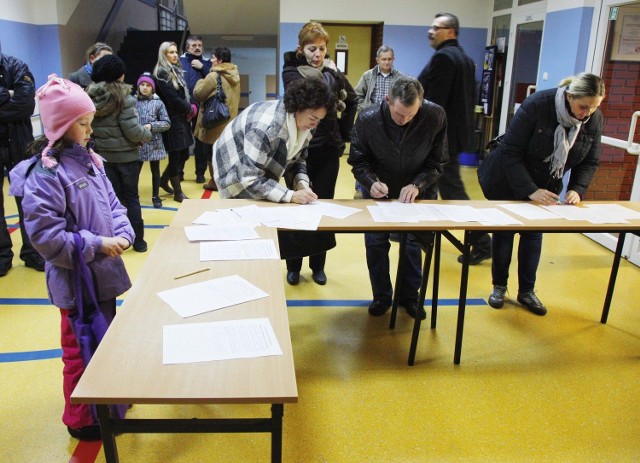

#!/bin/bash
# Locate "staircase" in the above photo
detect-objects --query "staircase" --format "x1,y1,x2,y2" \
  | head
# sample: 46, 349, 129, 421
117, 29, 188, 87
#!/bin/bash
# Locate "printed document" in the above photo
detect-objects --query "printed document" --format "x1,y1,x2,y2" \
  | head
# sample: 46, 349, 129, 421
163, 317, 282, 364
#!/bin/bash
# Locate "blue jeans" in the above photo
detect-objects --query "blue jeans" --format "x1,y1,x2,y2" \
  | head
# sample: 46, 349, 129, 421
491, 231, 543, 293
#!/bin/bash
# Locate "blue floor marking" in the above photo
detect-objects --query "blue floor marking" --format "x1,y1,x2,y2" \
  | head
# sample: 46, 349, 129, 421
0, 348, 62, 362
1, 298, 487, 362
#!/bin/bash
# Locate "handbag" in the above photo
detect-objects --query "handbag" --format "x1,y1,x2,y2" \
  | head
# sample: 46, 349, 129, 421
68, 233, 127, 421
201, 73, 230, 129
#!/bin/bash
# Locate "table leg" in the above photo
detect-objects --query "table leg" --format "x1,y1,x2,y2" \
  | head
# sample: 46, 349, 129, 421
601, 232, 627, 324
97, 405, 119, 463
408, 233, 435, 366
453, 231, 471, 365
389, 233, 408, 330
431, 232, 441, 329
271, 404, 284, 463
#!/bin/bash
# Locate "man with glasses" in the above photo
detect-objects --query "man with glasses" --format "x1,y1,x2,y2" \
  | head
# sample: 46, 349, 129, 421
418, 12, 492, 265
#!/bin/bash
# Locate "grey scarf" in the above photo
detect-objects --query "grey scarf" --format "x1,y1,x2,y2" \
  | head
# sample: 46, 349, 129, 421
544, 86, 584, 179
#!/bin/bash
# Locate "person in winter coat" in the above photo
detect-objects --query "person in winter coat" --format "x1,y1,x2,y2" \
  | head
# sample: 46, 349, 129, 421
10, 74, 133, 440
135, 72, 171, 208
86, 55, 152, 252
0, 51, 45, 275
282, 21, 358, 287
153, 41, 197, 202
213, 77, 334, 203
67, 42, 113, 89
348, 76, 448, 320
193, 46, 241, 191
477, 73, 605, 316
180, 34, 211, 183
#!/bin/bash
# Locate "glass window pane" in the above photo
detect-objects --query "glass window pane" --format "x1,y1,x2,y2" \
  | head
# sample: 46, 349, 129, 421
518, 0, 541, 5
492, 14, 511, 48
494, 0, 512, 10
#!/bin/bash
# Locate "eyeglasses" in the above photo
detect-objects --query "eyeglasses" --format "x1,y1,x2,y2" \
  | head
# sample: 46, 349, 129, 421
429, 26, 452, 32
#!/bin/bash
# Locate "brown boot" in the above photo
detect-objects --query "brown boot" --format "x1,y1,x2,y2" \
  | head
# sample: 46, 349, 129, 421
169, 176, 189, 202
203, 179, 218, 191
203, 162, 218, 191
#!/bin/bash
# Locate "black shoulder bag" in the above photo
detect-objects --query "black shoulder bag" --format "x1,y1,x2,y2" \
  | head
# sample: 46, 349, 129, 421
201, 73, 230, 129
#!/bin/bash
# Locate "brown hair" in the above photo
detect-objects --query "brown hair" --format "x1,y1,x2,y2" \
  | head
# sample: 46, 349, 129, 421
297, 21, 330, 48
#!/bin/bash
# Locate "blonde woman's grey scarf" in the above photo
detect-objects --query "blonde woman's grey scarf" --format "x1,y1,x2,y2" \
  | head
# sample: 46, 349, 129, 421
544, 86, 585, 179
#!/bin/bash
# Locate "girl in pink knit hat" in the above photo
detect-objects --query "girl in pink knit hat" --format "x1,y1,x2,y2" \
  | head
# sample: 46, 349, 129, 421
10, 74, 134, 440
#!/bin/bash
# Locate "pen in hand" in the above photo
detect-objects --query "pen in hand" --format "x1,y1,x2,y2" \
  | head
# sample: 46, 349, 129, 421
174, 268, 210, 280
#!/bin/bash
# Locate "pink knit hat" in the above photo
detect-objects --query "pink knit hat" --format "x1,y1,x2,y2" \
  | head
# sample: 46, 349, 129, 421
36, 74, 99, 168
137, 73, 155, 91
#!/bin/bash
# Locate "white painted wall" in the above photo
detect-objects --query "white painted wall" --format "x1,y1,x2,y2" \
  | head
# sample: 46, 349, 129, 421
280, 0, 492, 28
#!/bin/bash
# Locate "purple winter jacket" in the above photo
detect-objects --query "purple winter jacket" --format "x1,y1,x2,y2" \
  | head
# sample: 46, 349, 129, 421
9, 144, 134, 308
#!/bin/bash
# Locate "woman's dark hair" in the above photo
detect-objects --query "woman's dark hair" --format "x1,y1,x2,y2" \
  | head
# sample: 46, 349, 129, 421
213, 47, 231, 63
283, 78, 336, 113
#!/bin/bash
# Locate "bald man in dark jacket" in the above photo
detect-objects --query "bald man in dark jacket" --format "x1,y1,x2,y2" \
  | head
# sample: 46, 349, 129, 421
418, 12, 492, 265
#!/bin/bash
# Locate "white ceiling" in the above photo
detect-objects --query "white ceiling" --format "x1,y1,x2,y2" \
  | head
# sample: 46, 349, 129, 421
182, 0, 280, 37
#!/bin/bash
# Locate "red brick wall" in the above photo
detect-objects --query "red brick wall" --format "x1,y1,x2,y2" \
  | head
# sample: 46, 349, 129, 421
588, 61, 640, 200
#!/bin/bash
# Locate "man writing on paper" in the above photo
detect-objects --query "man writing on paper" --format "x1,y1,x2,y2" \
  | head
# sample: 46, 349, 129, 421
348, 76, 448, 320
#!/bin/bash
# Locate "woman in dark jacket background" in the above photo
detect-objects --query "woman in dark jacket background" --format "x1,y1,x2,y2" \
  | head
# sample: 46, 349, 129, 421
153, 41, 197, 203
478, 72, 605, 316
282, 21, 357, 286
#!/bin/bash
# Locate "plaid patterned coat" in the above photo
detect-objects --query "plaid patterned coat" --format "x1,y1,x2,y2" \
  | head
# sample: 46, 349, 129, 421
213, 99, 310, 202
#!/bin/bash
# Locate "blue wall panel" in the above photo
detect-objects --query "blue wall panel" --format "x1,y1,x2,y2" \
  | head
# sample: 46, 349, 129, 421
537, 7, 594, 91
0, 19, 61, 87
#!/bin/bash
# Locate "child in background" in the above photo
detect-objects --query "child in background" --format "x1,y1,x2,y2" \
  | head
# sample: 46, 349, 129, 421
87, 55, 152, 252
135, 72, 171, 208
9, 75, 134, 440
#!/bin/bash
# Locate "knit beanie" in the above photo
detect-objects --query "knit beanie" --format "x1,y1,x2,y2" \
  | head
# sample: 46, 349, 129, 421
137, 73, 155, 91
91, 54, 126, 83
36, 74, 100, 169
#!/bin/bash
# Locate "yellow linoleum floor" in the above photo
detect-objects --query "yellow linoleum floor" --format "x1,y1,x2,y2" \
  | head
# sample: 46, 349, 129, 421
1, 157, 639, 463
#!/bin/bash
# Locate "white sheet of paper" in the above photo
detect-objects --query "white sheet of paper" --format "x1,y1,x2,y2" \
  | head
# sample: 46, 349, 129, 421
586, 204, 640, 220
192, 210, 262, 227
259, 206, 323, 230
200, 239, 280, 261
306, 201, 362, 219
499, 203, 561, 220
163, 317, 283, 364
184, 225, 259, 242
367, 205, 420, 223
541, 204, 630, 224
157, 274, 269, 318
477, 208, 524, 225
432, 205, 485, 223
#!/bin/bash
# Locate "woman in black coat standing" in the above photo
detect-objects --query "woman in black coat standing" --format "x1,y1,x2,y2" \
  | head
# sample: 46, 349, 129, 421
153, 41, 197, 202
282, 21, 357, 286
478, 73, 605, 316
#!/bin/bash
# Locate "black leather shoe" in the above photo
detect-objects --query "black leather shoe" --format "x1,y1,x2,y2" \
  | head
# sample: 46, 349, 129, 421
133, 239, 148, 253
311, 270, 327, 285
286, 271, 300, 285
152, 196, 163, 208
67, 425, 102, 441
402, 301, 426, 320
23, 254, 45, 272
517, 291, 547, 316
0, 263, 11, 277
195, 175, 206, 184
368, 300, 390, 316
457, 246, 492, 265
488, 285, 507, 309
